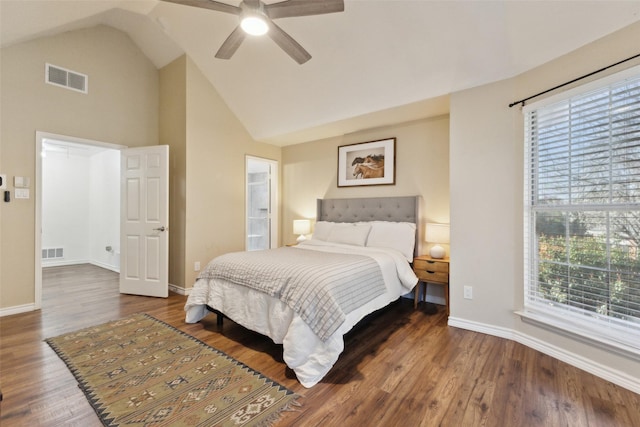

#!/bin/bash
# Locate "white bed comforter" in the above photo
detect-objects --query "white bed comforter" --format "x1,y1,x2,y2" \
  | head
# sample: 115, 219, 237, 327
184, 239, 418, 388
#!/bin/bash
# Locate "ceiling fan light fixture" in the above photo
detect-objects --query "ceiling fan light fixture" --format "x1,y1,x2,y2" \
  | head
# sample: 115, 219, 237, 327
161, 0, 345, 63
241, 15, 268, 36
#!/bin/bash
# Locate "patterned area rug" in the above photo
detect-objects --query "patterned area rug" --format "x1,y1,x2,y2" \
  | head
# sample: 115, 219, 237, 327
45, 313, 300, 426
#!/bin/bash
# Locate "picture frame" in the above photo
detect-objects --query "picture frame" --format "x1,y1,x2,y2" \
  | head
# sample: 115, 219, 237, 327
337, 138, 396, 187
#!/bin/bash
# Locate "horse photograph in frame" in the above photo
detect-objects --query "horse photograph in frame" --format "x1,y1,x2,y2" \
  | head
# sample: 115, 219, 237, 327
337, 138, 396, 187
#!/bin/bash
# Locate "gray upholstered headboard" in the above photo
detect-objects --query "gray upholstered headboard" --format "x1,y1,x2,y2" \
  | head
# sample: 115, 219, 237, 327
316, 196, 420, 256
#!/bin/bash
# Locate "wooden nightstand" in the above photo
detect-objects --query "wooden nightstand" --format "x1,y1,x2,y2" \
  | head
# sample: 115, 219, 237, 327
413, 255, 450, 314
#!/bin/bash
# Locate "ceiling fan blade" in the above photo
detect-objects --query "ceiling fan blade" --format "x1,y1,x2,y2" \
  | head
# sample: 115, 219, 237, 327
215, 26, 246, 59
160, 0, 242, 15
267, 21, 311, 64
265, 0, 344, 19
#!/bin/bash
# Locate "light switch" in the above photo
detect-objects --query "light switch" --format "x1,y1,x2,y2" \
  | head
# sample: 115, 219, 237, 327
15, 188, 30, 199
14, 176, 30, 188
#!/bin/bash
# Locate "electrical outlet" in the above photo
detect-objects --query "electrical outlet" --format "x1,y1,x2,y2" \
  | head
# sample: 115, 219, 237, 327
464, 286, 473, 300
194, 261, 201, 272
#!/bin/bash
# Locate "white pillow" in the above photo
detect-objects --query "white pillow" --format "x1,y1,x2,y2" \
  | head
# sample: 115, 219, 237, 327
365, 221, 416, 261
312, 221, 334, 241
326, 223, 372, 246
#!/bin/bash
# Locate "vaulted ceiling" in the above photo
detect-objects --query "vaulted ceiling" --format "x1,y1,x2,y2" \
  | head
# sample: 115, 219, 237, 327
2, 1, 639, 145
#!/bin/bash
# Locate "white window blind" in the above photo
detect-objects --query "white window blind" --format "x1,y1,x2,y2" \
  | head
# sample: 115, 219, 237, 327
523, 66, 640, 352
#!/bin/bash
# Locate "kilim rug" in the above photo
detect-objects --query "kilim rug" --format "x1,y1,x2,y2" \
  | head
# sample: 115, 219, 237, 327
45, 313, 300, 427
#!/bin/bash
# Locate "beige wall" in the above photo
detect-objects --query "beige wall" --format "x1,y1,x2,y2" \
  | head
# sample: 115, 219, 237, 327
0, 26, 159, 310
160, 56, 187, 290
449, 21, 640, 384
162, 56, 281, 289
281, 115, 450, 253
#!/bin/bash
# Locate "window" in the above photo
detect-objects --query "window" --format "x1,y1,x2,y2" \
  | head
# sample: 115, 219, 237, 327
523, 66, 640, 353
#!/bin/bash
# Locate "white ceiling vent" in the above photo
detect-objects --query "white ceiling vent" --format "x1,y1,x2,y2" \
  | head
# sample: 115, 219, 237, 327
45, 63, 88, 94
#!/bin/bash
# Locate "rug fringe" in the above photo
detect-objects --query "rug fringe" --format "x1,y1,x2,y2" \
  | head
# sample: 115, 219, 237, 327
254, 394, 303, 427
284, 394, 303, 411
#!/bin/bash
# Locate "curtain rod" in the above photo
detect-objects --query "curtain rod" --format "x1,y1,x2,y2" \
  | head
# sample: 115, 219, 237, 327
508, 52, 640, 108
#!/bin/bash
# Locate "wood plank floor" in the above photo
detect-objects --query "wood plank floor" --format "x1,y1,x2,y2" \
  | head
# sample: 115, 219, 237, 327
1, 264, 638, 426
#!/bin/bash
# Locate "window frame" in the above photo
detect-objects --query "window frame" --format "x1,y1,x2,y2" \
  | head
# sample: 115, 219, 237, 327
521, 65, 640, 358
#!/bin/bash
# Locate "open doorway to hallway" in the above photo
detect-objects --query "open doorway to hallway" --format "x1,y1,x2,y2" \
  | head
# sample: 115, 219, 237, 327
35, 132, 125, 309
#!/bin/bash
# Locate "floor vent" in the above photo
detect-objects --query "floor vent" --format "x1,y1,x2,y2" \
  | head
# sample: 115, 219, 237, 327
46, 63, 88, 94
42, 247, 64, 259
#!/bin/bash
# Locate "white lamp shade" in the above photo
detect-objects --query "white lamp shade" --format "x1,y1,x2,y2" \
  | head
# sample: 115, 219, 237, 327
425, 223, 450, 244
426, 223, 450, 259
293, 219, 311, 242
293, 219, 311, 235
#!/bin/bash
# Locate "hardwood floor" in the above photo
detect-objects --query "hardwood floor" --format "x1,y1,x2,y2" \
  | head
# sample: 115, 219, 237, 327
1, 264, 638, 426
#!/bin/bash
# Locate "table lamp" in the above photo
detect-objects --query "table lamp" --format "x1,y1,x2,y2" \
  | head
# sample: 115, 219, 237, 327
426, 223, 450, 259
293, 219, 311, 243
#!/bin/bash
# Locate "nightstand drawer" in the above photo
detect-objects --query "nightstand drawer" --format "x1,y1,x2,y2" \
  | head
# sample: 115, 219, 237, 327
415, 270, 449, 283
414, 259, 449, 273
413, 255, 450, 314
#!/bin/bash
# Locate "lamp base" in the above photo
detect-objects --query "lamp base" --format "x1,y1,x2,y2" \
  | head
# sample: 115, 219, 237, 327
429, 244, 445, 259
296, 234, 307, 243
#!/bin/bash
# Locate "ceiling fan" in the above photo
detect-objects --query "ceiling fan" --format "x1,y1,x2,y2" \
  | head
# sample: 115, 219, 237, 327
161, 0, 345, 64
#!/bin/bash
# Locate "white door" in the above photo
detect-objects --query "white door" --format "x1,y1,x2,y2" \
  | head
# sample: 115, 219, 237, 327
120, 145, 169, 297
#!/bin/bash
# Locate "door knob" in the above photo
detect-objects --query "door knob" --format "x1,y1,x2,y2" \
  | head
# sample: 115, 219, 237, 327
153, 226, 167, 232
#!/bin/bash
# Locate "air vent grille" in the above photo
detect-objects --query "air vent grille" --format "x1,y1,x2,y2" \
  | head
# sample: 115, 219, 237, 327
42, 247, 64, 259
46, 63, 88, 93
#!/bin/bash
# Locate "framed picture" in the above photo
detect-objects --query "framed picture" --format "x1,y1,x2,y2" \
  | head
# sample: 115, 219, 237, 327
337, 138, 396, 187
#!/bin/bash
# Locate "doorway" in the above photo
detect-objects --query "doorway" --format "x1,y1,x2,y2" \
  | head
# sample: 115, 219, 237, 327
35, 131, 125, 309
245, 156, 278, 251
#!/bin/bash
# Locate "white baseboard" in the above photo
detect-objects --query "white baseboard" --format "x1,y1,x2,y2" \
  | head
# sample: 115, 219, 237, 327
447, 316, 640, 395
169, 284, 191, 296
90, 260, 119, 273
0, 303, 36, 317
42, 260, 120, 272
42, 259, 89, 267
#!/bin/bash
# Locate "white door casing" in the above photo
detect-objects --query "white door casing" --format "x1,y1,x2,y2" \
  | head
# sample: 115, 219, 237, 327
34, 131, 126, 312
120, 145, 169, 297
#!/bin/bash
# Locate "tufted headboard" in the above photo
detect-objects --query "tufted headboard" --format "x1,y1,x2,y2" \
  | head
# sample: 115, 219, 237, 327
316, 196, 421, 256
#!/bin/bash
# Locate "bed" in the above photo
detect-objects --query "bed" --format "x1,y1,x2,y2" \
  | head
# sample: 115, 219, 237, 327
184, 196, 420, 387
